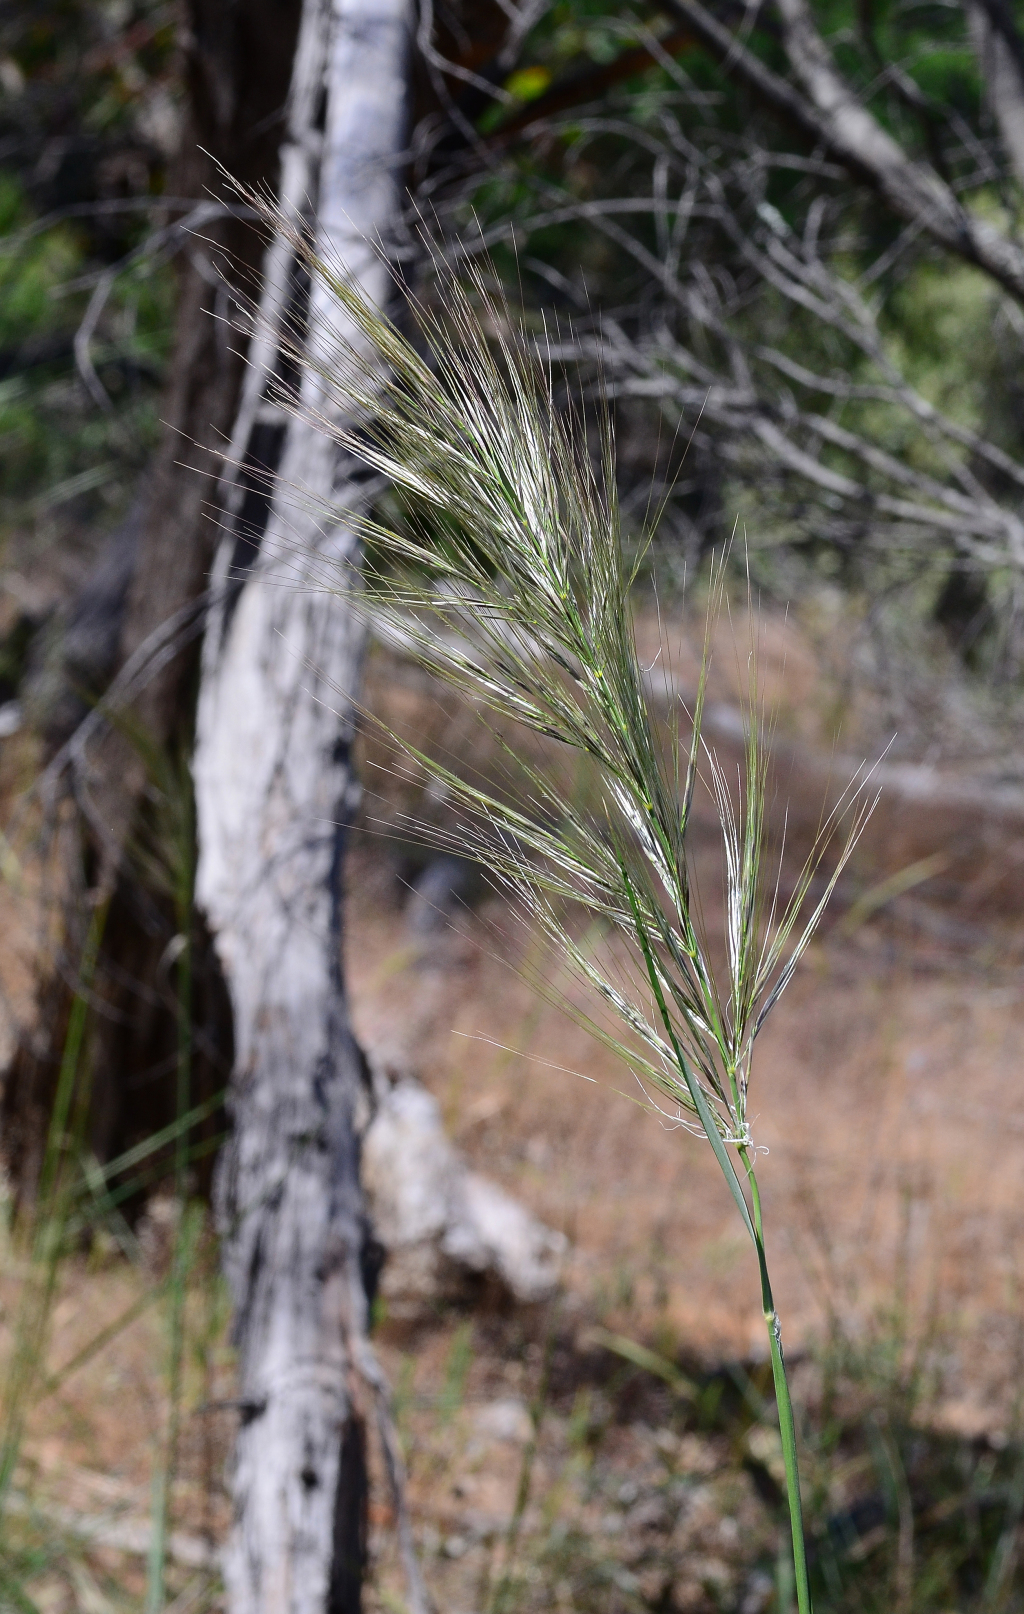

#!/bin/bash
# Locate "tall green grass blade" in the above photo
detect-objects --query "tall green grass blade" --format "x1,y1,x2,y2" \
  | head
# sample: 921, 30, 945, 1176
487, 1311, 556, 1614
590, 1329, 698, 1400
0, 900, 107, 1516
40, 1281, 168, 1399
226, 183, 883, 1609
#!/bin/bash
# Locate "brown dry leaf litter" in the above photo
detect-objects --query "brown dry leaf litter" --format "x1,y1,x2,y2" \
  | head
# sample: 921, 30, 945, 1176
1, 602, 1023, 1608
352, 605, 1024, 1420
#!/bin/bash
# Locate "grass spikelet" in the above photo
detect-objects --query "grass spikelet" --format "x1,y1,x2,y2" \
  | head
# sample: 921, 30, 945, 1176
229, 186, 883, 1612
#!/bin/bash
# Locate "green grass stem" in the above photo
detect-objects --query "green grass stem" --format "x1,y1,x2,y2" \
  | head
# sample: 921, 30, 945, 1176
229, 193, 881, 1611
741, 1146, 812, 1614
0, 900, 107, 1515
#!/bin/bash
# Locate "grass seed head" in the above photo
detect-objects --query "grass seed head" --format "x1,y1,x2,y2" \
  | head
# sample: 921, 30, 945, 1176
230, 182, 879, 1156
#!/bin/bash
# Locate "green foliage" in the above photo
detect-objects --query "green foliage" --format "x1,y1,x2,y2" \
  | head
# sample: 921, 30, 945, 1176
0, 0, 178, 181
455, 0, 1024, 683
0, 0, 179, 563
0, 173, 174, 549
0, 184, 79, 339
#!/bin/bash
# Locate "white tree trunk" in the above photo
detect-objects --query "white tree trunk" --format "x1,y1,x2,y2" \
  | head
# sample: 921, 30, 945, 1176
193, 2, 411, 1609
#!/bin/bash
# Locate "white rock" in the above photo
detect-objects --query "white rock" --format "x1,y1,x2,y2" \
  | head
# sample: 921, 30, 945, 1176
445, 1173, 566, 1303
362, 1074, 567, 1312
362, 1079, 456, 1248
471, 1397, 533, 1445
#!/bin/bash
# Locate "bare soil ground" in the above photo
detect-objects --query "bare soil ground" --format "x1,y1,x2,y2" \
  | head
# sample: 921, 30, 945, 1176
353, 604, 1024, 1422
2, 600, 1024, 1611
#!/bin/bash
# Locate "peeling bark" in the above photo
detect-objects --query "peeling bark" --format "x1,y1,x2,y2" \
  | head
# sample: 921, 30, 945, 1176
0, 0, 301, 1199
192, 2, 412, 1608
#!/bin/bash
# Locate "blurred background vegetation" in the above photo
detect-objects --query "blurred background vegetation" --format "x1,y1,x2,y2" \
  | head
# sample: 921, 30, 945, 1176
0, 1, 176, 582
3, 0, 1024, 715
1, 1, 1024, 1611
